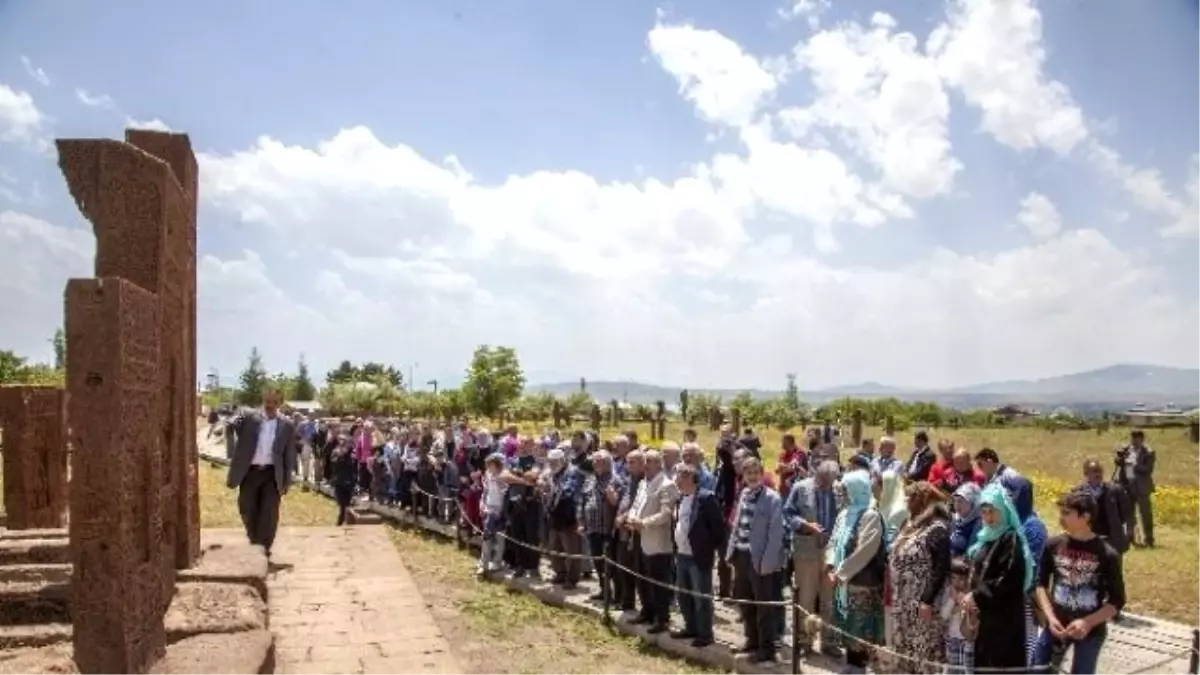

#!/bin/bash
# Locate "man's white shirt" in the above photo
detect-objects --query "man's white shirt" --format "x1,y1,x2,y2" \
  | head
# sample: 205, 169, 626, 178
252, 416, 278, 466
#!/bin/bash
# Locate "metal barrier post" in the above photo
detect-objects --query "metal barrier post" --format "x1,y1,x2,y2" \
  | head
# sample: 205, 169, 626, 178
1189, 628, 1198, 674
791, 592, 803, 674
601, 554, 613, 627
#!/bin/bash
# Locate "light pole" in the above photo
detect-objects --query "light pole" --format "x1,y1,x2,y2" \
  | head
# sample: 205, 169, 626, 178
409, 362, 419, 391
427, 379, 438, 395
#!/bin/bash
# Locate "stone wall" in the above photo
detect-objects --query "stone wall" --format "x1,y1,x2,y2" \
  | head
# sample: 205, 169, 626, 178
0, 385, 68, 530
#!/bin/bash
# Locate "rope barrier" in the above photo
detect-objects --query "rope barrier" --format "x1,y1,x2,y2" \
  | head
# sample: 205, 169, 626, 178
293, 469, 1196, 675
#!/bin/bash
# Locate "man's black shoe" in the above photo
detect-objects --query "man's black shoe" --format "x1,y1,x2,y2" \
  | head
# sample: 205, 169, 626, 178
691, 637, 713, 648
647, 624, 668, 634
669, 630, 697, 640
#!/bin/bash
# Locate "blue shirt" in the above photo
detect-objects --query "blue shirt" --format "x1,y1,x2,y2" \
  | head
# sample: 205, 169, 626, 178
299, 420, 317, 441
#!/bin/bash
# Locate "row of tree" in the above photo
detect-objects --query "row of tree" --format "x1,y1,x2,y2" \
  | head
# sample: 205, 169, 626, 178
7, 335, 1154, 433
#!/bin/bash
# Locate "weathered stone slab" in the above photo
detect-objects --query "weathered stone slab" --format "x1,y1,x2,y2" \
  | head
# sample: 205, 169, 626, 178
0, 644, 78, 674
0, 386, 68, 530
175, 543, 267, 600
164, 583, 266, 644
65, 276, 166, 674
151, 630, 274, 675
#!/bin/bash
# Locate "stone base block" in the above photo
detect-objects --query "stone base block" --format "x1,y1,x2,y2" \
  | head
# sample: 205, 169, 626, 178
0, 566, 70, 626
150, 630, 274, 675
176, 541, 267, 600
164, 583, 266, 644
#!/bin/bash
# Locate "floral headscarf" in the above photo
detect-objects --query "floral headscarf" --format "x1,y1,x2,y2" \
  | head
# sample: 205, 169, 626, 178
968, 482, 1035, 591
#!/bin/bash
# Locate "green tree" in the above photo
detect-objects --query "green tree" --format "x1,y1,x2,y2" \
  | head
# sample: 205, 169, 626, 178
783, 373, 800, 410
237, 347, 269, 405
0, 350, 28, 384
294, 354, 316, 400
326, 360, 356, 385
564, 390, 593, 417
51, 328, 66, 370
462, 345, 525, 419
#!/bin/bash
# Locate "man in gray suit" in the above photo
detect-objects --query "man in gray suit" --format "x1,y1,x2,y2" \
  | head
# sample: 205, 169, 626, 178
226, 389, 297, 556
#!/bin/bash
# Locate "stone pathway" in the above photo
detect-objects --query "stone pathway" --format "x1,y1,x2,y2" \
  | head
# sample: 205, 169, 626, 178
267, 526, 461, 674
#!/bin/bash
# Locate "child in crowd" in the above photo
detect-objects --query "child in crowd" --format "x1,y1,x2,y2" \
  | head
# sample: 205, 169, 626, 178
942, 557, 978, 674
1033, 489, 1125, 674
478, 453, 508, 577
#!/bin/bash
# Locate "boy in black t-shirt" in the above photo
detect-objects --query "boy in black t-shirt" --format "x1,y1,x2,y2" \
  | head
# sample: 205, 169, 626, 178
1033, 489, 1126, 674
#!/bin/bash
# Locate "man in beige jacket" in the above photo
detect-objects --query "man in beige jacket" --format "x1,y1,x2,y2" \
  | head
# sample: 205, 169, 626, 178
626, 450, 679, 633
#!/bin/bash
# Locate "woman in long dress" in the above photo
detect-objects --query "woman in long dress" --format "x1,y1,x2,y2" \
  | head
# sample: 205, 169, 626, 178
965, 482, 1033, 670
889, 481, 952, 674
825, 470, 885, 672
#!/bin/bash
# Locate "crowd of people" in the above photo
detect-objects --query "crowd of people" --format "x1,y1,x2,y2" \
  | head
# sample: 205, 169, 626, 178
224, 409, 1154, 675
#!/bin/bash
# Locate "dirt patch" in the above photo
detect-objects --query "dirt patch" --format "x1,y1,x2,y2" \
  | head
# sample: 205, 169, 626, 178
388, 526, 723, 675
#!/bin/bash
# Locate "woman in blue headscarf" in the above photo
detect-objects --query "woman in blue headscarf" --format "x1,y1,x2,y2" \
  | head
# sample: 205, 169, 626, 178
964, 482, 1034, 670
825, 470, 885, 672
949, 483, 982, 557
1009, 475, 1049, 667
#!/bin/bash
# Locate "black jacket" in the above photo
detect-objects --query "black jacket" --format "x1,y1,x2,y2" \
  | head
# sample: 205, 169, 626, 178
905, 446, 937, 482
677, 489, 727, 571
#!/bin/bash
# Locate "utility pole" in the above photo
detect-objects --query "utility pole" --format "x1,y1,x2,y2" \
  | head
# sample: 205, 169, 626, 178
427, 379, 439, 395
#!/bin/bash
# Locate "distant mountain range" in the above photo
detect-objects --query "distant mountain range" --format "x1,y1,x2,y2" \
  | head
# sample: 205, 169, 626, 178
528, 364, 1199, 412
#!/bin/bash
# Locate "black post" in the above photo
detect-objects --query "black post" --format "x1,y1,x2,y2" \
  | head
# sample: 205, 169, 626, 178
791, 594, 803, 674
1189, 628, 1198, 674
601, 552, 612, 627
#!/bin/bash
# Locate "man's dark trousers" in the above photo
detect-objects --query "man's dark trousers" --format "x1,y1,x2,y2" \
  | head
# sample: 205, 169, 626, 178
732, 549, 781, 660
639, 552, 673, 626
239, 467, 281, 554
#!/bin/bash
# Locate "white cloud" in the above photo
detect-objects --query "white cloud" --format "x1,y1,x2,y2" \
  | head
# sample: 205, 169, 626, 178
74, 88, 115, 110
780, 12, 962, 199
1, 3, 1195, 388
19, 56, 50, 87
647, 22, 780, 127
1017, 192, 1061, 239
778, 0, 831, 30
125, 116, 172, 132
928, 0, 1087, 155
0, 83, 46, 148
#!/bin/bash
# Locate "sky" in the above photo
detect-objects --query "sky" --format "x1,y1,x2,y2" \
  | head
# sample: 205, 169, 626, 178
0, 0, 1197, 392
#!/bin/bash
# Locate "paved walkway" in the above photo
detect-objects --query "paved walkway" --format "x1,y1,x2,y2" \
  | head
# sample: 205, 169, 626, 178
268, 526, 461, 674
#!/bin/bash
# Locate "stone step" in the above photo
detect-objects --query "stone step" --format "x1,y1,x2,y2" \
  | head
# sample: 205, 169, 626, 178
0, 622, 72, 650
0, 538, 69, 566
349, 509, 383, 526
0, 529, 67, 542
0, 566, 70, 626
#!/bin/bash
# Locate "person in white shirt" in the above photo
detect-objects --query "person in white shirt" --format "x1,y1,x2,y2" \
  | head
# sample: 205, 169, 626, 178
225, 389, 297, 557
478, 453, 508, 576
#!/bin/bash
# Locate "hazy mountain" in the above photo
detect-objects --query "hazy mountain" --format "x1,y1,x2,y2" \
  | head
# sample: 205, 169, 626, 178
528, 364, 1199, 410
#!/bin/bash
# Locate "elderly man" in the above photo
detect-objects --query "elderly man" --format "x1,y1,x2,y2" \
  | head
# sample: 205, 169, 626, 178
869, 436, 904, 476
783, 460, 840, 654
544, 447, 584, 588
725, 457, 786, 664
578, 450, 623, 601
671, 463, 726, 647
626, 449, 678, 633
612, 434, 631, 479
681, 442, 716, 491
614, 449, 645, 612
226, 388, 297, 558
661, 441, 682, 481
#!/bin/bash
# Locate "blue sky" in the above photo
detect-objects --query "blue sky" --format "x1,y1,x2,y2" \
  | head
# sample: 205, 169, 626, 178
1, 0, 1197, 391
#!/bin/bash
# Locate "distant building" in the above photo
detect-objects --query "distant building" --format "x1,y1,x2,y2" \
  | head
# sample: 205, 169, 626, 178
1118, 402, 1193, 427
284, 400, 323, 415
991, 404, 1039, 420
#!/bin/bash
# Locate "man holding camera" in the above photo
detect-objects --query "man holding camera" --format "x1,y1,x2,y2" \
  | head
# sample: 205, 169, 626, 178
1115, 429, 1155, 548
